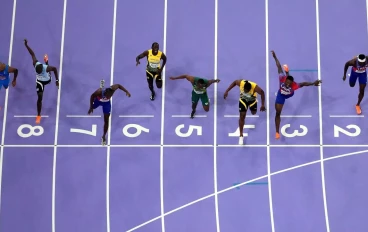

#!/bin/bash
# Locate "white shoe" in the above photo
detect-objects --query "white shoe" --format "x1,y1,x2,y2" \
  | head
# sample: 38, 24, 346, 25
238, 136, 243, 145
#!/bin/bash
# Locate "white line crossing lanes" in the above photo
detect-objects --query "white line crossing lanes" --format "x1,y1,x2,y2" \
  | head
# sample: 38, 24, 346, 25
0, 0, 17, 221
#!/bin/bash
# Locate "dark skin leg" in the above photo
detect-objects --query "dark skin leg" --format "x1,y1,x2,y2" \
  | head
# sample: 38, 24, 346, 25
102, 113, 110, 142
37, 92, 43, 116
239, 111, 246, 137
203, 105, 209, 112
275, 103, 284, 133
357, 84, 366, 106
191, 102, 198, 118
156, 78, 162, 89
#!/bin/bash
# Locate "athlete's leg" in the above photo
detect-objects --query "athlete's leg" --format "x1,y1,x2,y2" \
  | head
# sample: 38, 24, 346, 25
200, 93, 210, 112
238, 100, 248, 145
275, 91, 287, 139
356, 73, 367, 114
191, 91, 200, 118
101, 101, 111, 145
146, 71, 155, 100
36, 81, 44, 123
155, 74, 162, 89
249, 101, 258, 115
349, 71, 358, 87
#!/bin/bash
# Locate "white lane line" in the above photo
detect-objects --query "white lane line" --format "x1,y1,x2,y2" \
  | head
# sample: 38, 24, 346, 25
66, 115, 100, 118
171, 115, 207, 118
281, 115, 312, 118
224, 115, 259, 118
119, 115, 154, 118
329, 115, 363, 118
14, 115, 49, 117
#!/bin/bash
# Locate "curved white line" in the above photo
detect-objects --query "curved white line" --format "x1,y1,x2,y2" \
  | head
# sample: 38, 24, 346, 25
125, 149, 368, 232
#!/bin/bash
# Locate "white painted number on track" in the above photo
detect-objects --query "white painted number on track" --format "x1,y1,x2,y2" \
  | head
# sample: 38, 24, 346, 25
70, 124, 97, 136
122, 124, 149, 138
281, 124, 308, 138
228, 125, 255, 137
17, 124, 44, 138
334, 124, 361, 138
175, 124, 202, 137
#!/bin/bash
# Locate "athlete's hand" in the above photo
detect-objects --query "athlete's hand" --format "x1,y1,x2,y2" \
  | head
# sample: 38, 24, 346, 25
223, 91, 228, 99
11, 80, 16, 87
343, 75, 346, 81
126, 92, 131, 97
169, 77, 175, 80
157, 68, 162, 74
55, 81, 59, 88
136, 61, 140, 66
24, 39, 28, 45
215, 79, 221, 83
271, 50, 276, 57
313, 80, 322, 86
260, 105, 266, 111
88, 108, 93, 114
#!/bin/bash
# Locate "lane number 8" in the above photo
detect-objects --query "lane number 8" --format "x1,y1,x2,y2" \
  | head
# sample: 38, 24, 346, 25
17, 124, 44, 138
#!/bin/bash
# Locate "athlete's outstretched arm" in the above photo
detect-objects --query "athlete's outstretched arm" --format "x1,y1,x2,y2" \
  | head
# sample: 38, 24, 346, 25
299, 80, 322, 87
46, 66, 59, 81
254, 85, 266, 110
136, 50, 149, 66
343, 58, 355, 78
169, 75, 194, 82
271, 50, 284, 74
111, 84, 131, 97
88, 89, 100, 114
24, 39, 38, 66
207, 79, 221, 87
223, 80, 241, 99
160, 53, 167, 71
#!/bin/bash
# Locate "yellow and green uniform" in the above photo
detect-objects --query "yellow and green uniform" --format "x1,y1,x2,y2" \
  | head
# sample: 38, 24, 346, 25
146, 49, 162, 80
192, 77, 210, 106
239, 80, 258, 112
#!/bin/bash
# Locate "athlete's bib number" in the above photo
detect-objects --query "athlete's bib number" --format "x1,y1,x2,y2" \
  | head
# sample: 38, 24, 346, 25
17, 124, 44, 138
149, 63, 159, 68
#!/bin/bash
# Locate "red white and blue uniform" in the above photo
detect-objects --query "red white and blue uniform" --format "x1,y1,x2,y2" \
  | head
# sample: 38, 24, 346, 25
350, 59, 368, 85
0, 64, 10, 89
276, 73, 300, 104
93, 88, 111, 114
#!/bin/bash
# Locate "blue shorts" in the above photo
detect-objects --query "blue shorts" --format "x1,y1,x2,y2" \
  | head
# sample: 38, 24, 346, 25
93, 99, 111, 114
349, 70, 367, 86
275, 90, 294, 105
0, 79, 10, 89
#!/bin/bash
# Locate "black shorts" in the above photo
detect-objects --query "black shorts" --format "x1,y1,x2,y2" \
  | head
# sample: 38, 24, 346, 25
146, 70, 162, 81
239, 99, 257, 112
36, 78, 51, 93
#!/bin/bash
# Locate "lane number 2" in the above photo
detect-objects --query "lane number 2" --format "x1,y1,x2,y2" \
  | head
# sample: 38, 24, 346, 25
334, 124, 360, 138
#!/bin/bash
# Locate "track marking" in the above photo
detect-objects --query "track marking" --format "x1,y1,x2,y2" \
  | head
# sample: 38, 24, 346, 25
0, 0, 17, 219
119, 115, 154, 118
106, 0, 118, 231
329, 115, 364, 118
280, 115, 312, 118
52, 0, 68, 230
66, 115, 101, 118
126, 148, 368, 232
315, 0, 330, 230
14, 115, 49, 118
160, 0, 168, 230
171, 115, 207, 118
213, 0, 220, 229
264, 0, 275, 230
223, 115, 259, 118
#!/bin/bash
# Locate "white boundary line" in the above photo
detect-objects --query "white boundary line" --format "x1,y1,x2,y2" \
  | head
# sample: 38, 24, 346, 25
265, 0, 275, 230
0, 0, 17, 221
66, 115, 101, 118
213, 0, 220, 229
329, 115, 364, 118
126, 148, 368, 232
315, 0, 330, 231
52, 0, 67, 230
160, 0, 168, 230
106, 0, 117, 231
14, 115, 50, 118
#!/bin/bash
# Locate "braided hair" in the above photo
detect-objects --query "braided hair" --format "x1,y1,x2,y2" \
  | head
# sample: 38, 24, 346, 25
244, 80, 252, 92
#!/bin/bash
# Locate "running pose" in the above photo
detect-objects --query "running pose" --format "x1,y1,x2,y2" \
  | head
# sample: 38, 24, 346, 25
224, 79, 266, 145
24, 39, 59, 124
343, 54, 368, 114
136, 42, 167, 101
88, 80, 131, 145
0, 62, 18, 90
271, 50, 321, 139
170, 75, 220, 118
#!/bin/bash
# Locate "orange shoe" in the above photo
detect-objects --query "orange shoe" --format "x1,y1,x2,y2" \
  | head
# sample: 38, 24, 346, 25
283, 64, 289, 73
36, 116, 41, 124
275, 132, 280, 139
43, 54, 48, 64
356, 105, 362, 115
